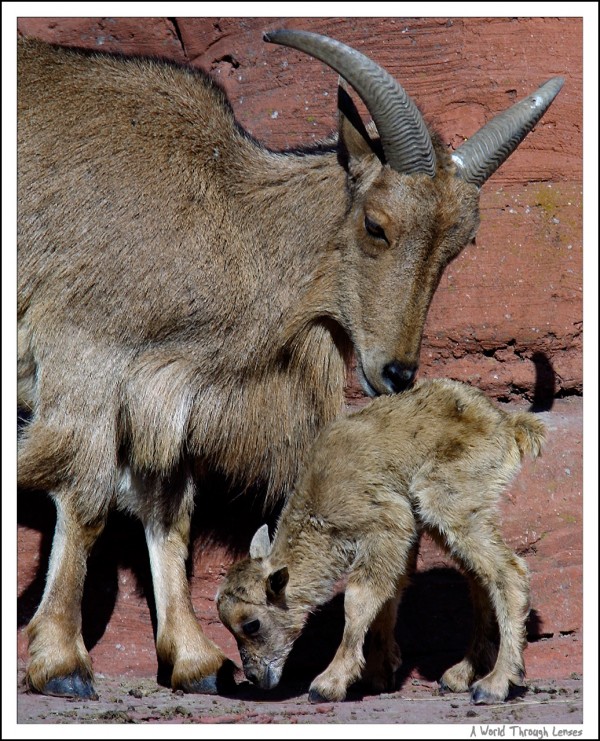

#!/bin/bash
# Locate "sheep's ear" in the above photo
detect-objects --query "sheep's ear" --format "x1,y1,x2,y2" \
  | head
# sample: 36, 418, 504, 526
266, 567, 289, 603
249, 524, 271, 560
338, 82, 383, 172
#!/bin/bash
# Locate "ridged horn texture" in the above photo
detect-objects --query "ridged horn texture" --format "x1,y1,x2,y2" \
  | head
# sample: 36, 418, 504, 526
264, 29, 436, 177
452, 77, 564, 187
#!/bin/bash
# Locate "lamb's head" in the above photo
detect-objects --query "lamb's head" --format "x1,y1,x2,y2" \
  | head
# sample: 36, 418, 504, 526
265, 30, 563, 396
217, 525, 302, 690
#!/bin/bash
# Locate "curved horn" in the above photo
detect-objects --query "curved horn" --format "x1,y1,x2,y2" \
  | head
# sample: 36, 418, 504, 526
452, 77, 564, 187
264, 29, 436, 177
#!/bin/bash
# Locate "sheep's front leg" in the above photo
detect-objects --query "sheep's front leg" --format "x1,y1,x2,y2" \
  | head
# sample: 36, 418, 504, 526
143, 484, 236, 694
26, 494, 105, 699
308, 582, 389, 703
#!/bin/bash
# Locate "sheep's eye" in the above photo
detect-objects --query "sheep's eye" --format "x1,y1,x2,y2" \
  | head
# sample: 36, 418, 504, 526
242, 619, 261, 637
364, 214, 388, 243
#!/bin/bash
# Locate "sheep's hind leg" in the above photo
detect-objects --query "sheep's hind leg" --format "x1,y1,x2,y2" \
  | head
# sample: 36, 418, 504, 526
142, 472, 236, 695
25, 494, 105, 699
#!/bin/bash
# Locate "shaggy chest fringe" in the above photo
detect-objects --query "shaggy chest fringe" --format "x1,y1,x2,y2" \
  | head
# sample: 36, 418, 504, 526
121, 327, 347, 507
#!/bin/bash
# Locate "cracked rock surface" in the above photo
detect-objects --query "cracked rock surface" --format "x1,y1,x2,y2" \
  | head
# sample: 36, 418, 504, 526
14, 16, 585, 730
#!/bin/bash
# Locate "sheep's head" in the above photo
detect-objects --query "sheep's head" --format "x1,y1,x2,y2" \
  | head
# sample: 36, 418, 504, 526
334, 113, 481, 396
265, 30, 563, 396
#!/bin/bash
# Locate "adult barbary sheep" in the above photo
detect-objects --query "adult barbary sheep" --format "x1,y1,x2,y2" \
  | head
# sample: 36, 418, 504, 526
17, 28, 562, 699
218, 379, 546, 704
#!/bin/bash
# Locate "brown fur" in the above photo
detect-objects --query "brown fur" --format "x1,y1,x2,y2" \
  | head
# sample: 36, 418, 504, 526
18, 35, 539, 697
218, 379, 546, 704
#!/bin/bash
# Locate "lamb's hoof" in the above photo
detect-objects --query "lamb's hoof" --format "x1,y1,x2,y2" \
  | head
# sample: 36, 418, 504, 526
38, 671, 98, 700
471, 687, 496, 705
439, 664, 473, 694
178, 659, 238, 696
308, 687, 333, 704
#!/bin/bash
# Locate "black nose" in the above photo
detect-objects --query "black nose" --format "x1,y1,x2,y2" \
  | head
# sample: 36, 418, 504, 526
382, 362, 417, 393
246, 670, 259, 685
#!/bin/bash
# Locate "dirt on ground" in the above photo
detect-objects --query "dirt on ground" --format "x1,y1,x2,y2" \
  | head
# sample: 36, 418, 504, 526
14, 666, 583, 727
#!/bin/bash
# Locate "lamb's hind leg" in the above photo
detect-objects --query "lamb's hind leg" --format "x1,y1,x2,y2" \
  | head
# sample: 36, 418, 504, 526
361, 540, 419, 693
439, 574, 498, 693
360, 593, 402, 694
140, 470, 236, 694
442, 530, 530, 704
25, 493, 105, 699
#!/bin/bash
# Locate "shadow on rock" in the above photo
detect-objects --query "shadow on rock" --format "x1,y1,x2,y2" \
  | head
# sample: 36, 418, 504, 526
529, 351, 556, 413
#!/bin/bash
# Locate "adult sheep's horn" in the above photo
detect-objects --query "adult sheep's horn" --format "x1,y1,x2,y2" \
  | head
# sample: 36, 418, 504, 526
264, 29, 436, 177
452, 77, 564, 187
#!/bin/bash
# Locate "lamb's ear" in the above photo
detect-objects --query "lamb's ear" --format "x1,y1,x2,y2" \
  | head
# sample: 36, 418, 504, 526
266, 567, 289, 604
249, 524, 272, 560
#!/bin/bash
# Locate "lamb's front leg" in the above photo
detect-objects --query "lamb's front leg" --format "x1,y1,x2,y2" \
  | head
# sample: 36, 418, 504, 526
308, 516, 417, 703
308, 582, 388, 703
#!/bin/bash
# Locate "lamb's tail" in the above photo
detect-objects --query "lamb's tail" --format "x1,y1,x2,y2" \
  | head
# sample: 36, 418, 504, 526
508, 412, 547, 460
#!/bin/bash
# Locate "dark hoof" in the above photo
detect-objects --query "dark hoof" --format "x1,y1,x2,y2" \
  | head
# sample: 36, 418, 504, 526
438, 678, 452, 694
470, 685, 503, 705
41, 672, 98, 700
356, 675, 396, 697
308, 688, 332, 704
178, 659, 238, 696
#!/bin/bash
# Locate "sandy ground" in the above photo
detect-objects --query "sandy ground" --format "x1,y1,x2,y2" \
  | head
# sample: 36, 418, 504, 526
14, 667, 583, 727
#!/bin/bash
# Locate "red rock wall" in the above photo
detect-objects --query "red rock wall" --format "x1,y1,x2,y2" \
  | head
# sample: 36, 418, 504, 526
15, 17, 584, 693
17, 16, 582, 401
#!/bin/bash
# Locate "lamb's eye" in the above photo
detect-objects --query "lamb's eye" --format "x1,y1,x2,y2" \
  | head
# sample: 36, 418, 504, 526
364, 214, 388, 243
242, 619, 261, 637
